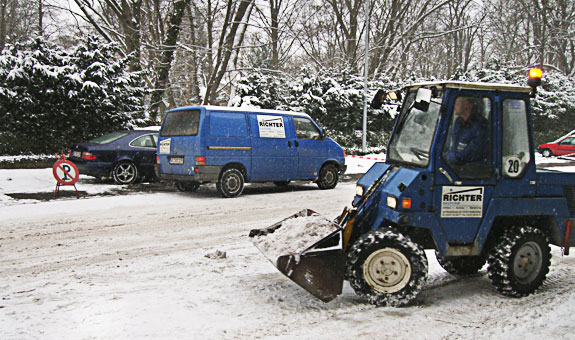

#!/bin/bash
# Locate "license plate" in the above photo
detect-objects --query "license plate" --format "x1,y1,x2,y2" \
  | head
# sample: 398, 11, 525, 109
73, 151, 81, 158
169, 157, 184, 165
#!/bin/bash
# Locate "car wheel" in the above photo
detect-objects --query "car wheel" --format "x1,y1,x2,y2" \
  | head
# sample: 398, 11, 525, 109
175, 181, 200, 192
112, 161, 138, 185
541, 149, 552, 157
317, 164, 339, 190
217, 168, 245, 198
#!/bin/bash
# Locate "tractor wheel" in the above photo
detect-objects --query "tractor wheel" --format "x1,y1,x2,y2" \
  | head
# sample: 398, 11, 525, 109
487, 226, 551, 297
541, 149, 553, 157
112, 161, 138, 185
175, 181, 200, 192
346, 228, 428, 307
435, 251, 486, 276
217, 168, 245, 198
317, 164, 339, 190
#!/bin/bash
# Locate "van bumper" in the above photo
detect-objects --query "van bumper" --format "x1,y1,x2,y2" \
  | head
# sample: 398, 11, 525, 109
156, 165, 222, 182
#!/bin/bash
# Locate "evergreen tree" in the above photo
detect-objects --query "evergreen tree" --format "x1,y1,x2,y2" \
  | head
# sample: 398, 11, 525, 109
0, 36, 145, 155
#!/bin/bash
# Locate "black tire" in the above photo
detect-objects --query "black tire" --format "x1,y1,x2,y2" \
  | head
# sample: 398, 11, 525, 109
317, 164, 339, 190
435, 251, 486, 276
112, 161, 138, 185
541, 149, 552, 157
273, 181, 291, 187
346, 228, 428, 307
175, 181, 200, 192
487, 226, 551, 297
216, 168, 245, 198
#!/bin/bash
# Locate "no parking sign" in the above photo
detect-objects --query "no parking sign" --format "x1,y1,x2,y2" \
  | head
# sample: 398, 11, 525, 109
52, 155, 80, 197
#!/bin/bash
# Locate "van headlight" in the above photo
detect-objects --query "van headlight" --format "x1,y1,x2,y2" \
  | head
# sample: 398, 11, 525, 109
387, 196, 398, 209
355, 185, 364, 196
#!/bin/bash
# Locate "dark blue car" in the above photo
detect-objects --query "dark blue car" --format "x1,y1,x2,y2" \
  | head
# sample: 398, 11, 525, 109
69, 128, 159, 184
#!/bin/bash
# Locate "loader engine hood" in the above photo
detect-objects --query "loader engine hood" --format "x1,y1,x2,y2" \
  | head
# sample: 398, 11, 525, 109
354, 164, 430, 220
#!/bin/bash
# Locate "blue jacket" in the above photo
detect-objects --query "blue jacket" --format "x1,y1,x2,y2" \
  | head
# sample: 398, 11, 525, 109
446, 116, 489, 165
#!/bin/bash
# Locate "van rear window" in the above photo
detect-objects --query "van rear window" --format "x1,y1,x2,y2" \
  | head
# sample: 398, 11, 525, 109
161, 110, 200, 137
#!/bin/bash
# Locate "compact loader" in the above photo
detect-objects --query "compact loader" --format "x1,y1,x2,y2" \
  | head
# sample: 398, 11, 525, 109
250, 69, 575, 306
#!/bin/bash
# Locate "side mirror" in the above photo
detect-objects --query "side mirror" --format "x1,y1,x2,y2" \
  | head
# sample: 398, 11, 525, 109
319, 129, 326, 140
370, 89, 385, 109
414, 88, 432, 112
370, 89, 403, 109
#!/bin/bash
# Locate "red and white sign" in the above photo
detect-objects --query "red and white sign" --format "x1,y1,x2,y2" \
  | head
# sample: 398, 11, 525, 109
53, 159, 79, 185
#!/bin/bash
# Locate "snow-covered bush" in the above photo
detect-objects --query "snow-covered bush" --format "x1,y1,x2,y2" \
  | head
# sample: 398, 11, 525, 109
0, 36, 145, 155
232, 67, 397, 151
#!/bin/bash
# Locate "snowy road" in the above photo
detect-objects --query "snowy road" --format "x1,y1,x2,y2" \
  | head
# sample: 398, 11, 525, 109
2, 180, 575, 339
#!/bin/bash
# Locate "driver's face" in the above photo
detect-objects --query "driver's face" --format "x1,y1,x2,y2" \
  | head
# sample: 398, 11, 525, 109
454, 98, 472, 118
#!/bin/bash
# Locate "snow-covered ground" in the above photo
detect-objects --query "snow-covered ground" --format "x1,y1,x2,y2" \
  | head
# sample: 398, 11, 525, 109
1, 155, 575, 339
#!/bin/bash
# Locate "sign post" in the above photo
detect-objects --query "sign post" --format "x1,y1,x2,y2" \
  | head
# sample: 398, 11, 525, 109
52, 154, 80, 198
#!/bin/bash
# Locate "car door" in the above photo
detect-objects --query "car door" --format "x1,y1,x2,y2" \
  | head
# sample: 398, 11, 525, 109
130, 133, 157, 168
557, 137, 575, 156
292, 116, 327, 179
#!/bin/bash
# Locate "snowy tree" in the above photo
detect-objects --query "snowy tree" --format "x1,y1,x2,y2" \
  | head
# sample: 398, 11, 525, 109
231, 67, 397, 151
0, 36, 145, 155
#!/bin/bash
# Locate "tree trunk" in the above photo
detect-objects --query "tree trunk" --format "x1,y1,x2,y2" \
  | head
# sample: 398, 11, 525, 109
203, 0, 253, 104
149, 0, 190, 122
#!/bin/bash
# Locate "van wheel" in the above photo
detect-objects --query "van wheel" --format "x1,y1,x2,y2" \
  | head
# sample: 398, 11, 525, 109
317, 164, 338, 189
112, 161, 138, 185
217, 168, 245, 198
175, 181, 200, 192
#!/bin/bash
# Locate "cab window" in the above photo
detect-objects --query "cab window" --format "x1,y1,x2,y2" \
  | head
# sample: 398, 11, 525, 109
294, 117, 321, 140
502, 99, 530, 178
442, 95, 492, 179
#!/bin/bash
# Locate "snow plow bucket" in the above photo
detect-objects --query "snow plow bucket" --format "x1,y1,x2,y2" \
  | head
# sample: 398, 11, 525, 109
249, 209, 346, 302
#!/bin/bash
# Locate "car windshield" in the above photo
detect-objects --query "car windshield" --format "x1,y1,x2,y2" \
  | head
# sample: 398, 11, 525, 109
89, 131, 128, 144
161, 110, 201, 137
387, 90, 442, 167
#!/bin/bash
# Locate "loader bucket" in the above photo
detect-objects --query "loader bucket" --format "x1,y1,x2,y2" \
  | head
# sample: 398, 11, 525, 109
249, 209, 346, 302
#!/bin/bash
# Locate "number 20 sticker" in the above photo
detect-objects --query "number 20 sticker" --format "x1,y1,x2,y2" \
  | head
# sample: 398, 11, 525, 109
503, 156, 523, 178
53, 159, 80, 185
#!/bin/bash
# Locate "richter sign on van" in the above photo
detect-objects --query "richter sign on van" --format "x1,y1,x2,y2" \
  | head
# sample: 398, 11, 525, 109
441, 186, 484, 218
257, 115, 286, 138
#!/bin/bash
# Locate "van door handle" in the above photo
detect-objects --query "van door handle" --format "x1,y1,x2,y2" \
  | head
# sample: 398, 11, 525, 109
288, 141, 292, 147
295, 140, 299, 147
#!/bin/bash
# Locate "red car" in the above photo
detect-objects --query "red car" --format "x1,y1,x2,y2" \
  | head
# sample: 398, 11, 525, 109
539, 136, 575, 157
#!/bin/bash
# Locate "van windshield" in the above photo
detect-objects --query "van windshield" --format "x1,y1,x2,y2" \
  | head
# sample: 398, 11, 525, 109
161, 110, 201, 137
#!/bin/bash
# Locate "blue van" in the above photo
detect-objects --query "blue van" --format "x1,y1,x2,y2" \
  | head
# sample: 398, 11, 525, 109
156, 106, 346, 197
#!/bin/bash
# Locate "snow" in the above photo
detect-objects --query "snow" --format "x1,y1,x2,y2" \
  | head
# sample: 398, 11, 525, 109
2, 157, 575, 339
251, 212, 339, 264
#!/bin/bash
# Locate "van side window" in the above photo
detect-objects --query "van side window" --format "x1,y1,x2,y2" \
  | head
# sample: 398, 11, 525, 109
210, 112, 248, 137
294, 117, 321, 140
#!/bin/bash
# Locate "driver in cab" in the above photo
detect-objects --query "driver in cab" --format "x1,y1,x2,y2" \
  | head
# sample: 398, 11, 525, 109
445, 96, 489, 166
